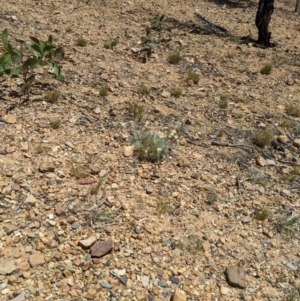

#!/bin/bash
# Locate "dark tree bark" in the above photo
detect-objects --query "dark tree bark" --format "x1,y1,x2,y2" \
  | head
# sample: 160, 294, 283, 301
255, 0, 274, 47
296, 0, 300, 13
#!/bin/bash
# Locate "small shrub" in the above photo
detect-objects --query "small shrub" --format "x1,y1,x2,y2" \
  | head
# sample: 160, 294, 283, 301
76, 37, 87, 47
69, 166, 89, 179
50, 119, 61, 129
138, 85, 150, 95
167, 52, 181, 64
280, 119, 291, 129
156, 198, 170, 216
186, 71, 200, 84
35, 144, 44, 154
128, 102, 144, 122
260, 63, 272, 75
254, 207, 269, 221
170, 86, 182, 98
286, 104, 300, 117
44, 90, 59, 103
219, 95, 228, 109
131, 130, 172, 162
104, 39, 118, 49
99, 85, 109, 97
253, 128, 273, 148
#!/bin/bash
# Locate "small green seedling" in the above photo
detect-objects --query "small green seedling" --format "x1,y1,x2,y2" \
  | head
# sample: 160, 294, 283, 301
219, 95, 228, 109
99, 85, 109, 96
0, 29, 64, 103
138, 85, 150, 95
35, 144, 45, 154
167, 52, 181, 65
44, 90, 59, 103
254, 207, 269, 221
170, 86, 182, 98
156, 198, 170, 216
186, 71, 200, 84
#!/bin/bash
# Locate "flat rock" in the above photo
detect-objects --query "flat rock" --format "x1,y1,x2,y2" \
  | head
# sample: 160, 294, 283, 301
25, 194, 38, 205
0, 259, 17, 275
256, 155, 266, 167
4, 224, 18, 235
39, 162, 55, 173
172, 288, 187, 301
55, 204, 66, 216
123, 145, 133, 157
225, 264, 246, 288
78, 236, 97, 248
90, 239, 113, 257
29, 252, 45, 267
3, 114, 17, 124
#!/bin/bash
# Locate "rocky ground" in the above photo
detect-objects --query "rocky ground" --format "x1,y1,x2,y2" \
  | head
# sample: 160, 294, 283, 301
1, 0, 300, 300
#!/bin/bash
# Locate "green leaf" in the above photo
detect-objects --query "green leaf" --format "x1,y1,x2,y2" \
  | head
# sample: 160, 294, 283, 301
27, 74, 36, 86
48, 62, 64, 81
23, 58, 45, 69
54, 47, 64, 60
29, 36, 40, 45
159, 14, 165, 22
152, 43, 161, 49
26, 42, 43, 57
2, 29, 8, 49
9, 67, 22, 76
47, 35, 53, 45
0, 53, 11, 65
43, 44, 56, 57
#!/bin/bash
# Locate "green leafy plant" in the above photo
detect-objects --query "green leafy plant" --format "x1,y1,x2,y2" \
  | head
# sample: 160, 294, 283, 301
104, 39, 118, 49
0, 28, 64, 103
140, 14, 171, 61
260, 63, 272, 75
167, 52, 181, 65
253, 128, 273, 148
76, 37, 87, 47
131, 130, 174, 162
170, 86, 182, 98
128, 102, 144, 122
186, 71, 200, 84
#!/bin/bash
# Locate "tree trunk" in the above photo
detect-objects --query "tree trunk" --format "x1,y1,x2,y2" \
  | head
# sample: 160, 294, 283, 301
295, 0, 300, 13
255, 0, 274, 47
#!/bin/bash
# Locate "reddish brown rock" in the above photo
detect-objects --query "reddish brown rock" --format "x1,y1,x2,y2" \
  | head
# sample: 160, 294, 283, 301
55, 204, 66, 216
90, 239, 113, 257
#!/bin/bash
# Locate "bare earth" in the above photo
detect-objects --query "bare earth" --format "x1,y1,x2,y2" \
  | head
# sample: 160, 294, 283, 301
1, 0, 300, 300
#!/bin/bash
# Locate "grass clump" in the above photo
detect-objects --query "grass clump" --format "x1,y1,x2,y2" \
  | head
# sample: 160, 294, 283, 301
219, 95, 228, 109
156, 198, 170, 216
99, 85, 109, 97
90, 179, 103, 195
69, 165, 89, 179
286, 104, 300, 117
186, 71, 200, 84
50, 119, 61, 129
254, 207, 269, 221
170, 86, 182, 98
274, 211, 300, 239
138, 85, 150, 95
44, 90, 59, 103
260, 63, 272, 75
104, 39, 118, 49
167, 52, 182, 65
35, 144, 45, 154
131, 130, 174, 162
128, 102, 144, 122
280, 119, 291, 130
282, 167, 300, 182
207, 189, 217, 205
253, 128, 273, 148
76, 37, 87, 47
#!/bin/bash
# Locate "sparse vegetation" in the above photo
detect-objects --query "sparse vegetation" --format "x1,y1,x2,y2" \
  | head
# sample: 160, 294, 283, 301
35, 144, 45, 154
167, 52, 181, 64
274, 211, 300, 239
50, 119, 61, 129
170, 86, 182, 98
260, 63, 272, 75
207, 189, 217, 205
44, 90, 60, 103
253, 128, 273, 148
186, 71, 200, 84
70, 165, 89, 179
282, 167, 300, 182
284, 290, 300, 301
156, 198, 170, 216
128, 102, 144, 122
219, 95, 228, 109
138, 85, 150, 95
90, 179, 103, 195
76, 37, 87, 47
254, 207, 269, 221
99, 85, 109, 97
286, 104, 300, 117
280, 119, 291, 129
104, 39, 118, 49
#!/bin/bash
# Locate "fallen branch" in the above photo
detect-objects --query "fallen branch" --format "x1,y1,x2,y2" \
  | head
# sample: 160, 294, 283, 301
194, 9, 231, 36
